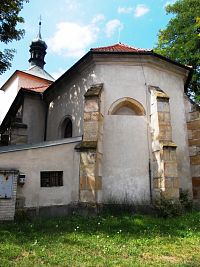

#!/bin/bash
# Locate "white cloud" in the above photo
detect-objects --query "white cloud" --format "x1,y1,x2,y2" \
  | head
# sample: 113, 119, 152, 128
163, 0, 176, 8
134, 4, 150, 17
105, 19, 123, 38
92, 14, 105, 24
48, 22, 99, 58
118, 7, 133, 14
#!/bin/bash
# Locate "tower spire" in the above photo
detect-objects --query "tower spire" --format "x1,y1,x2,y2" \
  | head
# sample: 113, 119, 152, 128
38, 15, 42, 39
28, 18, 47, 69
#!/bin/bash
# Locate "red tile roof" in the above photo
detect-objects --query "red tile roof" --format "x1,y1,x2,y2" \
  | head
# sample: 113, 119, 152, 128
91, 43, 151, 53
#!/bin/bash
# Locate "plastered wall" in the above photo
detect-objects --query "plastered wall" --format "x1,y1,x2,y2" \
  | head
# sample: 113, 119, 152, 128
0, 139, 80, 208
23, 94, 46, 143
46, 64, 98, 140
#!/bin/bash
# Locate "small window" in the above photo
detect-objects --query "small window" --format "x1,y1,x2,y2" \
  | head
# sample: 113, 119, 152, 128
64, 118, 72, 138
40, 171, 63, 187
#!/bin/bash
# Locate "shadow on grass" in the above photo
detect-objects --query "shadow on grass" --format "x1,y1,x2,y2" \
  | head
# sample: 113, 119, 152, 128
0, 211, 200, 248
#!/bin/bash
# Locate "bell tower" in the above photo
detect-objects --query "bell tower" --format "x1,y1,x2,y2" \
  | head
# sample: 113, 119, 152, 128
28, 19, 47, 69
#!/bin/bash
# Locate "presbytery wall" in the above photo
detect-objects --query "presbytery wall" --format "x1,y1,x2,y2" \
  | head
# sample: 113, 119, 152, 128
92, 55, 191, 202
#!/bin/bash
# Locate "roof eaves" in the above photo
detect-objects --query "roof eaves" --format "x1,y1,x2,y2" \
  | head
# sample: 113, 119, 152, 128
92, 50, 193, 91
151, 52, 193, 92
44, 49, 193, 98
20, 87, 43, 95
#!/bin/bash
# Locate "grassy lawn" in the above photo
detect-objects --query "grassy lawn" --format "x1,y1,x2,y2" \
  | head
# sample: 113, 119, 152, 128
0, 211, 200, 267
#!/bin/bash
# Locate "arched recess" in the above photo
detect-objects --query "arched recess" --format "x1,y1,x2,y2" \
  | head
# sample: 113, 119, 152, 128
108, 97, 146, 116
59, 116, 73, 138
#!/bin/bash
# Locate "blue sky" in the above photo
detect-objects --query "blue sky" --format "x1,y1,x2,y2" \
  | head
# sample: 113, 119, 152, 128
0, 0, 175, 86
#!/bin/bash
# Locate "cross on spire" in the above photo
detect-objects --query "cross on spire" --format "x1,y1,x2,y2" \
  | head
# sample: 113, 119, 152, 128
38, 15, 42, 39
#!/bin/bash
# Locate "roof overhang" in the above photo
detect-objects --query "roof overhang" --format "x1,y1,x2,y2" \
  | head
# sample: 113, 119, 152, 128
0, 70, 53, 92
43, 50, 193, 100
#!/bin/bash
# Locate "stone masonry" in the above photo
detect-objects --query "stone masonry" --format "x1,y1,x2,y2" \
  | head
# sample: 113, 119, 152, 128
186, 102, 200, 201
150, 86, 179, 200
78, 84, 103, 203
0, 170, 19, 221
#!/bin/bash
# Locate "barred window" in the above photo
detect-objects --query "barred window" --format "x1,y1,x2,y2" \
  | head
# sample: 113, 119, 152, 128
40, 171, 63, 187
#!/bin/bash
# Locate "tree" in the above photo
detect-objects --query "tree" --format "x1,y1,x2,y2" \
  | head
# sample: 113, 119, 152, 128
0, 0, 28, 75
155, 0, 200, 101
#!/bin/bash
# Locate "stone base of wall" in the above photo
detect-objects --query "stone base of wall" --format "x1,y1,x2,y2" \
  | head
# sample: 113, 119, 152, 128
15, 202, 156, 219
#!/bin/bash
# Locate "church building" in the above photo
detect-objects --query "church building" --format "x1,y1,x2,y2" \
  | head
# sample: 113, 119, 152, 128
0, 23, 199, 220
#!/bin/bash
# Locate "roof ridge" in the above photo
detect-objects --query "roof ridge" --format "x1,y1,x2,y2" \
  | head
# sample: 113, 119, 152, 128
91, 42, 151, 52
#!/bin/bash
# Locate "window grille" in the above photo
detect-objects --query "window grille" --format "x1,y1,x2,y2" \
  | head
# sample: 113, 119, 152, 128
40, 171, 63, 187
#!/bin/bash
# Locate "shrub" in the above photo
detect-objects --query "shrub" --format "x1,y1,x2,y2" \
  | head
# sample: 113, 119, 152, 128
153, 190, 193, 218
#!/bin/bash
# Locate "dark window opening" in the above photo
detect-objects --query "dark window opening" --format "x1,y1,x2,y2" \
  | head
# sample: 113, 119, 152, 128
40, 171, 63, 187
63, 118, 72, 138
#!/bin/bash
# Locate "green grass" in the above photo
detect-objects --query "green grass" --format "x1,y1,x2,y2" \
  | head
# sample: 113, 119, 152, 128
0, 211, 200, 267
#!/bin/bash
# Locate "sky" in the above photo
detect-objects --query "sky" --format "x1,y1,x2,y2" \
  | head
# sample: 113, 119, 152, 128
0, 0, 175, 87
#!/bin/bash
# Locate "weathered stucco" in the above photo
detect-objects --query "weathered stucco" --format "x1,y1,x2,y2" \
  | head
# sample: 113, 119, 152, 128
91, 57, 191, 200
144, 64, 192, 194
23, 94, 46, 143
45, 54, 192, 203
0, 52, 194, 214
46, 63, 98, 140
0, 138, 80, 208
103, 116, 150, 202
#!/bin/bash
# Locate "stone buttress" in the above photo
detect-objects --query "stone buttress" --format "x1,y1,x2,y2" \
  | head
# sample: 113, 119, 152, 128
77, 84, 103, 203
149, 86, 179, 200
186, 101, 200, 201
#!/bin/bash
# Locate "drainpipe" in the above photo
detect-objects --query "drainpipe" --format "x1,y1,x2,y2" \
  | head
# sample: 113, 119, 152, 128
44, 103, 48, 141
41, 93, 48, 141
149, 159, 153, 203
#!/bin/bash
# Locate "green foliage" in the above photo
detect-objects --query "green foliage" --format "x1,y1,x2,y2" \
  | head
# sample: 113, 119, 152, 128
154, 197, 183, 218
155, 0, 200, 101
154, 191, 193, 218
179, 190, 193, 210
0, 0, 28, 75
0, 212, 200, 266
14, 209, 30, 222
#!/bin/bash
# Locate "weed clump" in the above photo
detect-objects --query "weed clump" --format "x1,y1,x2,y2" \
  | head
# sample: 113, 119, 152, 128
153, 190, 193, 218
